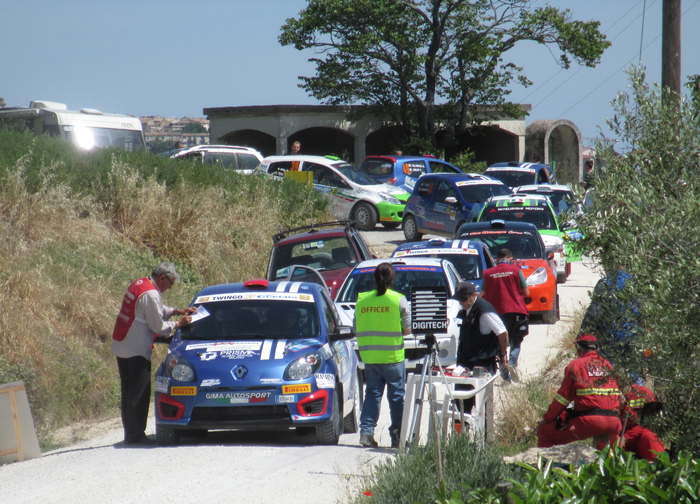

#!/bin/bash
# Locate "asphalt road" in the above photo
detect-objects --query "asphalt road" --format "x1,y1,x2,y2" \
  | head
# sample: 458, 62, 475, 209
0, 228, 601, 504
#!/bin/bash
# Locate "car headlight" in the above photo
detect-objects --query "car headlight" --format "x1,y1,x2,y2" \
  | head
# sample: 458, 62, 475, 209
285, 351, 323, 380
526, 267, 549, 286
165, 354, 196, 382
378, 192, 401, 205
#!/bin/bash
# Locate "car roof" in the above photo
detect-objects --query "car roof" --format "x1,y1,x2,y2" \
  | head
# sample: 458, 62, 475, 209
514, 184, 573, 193
456, 219, 541, 234
486, 162, 552, 172
272, 220, 358, 244
351, 257, 448, 269
391, 238, 488, 255
193, 278, 326, 299
485, 193, 552, 204
175, 144, 261, 155
262, 155, 350, 165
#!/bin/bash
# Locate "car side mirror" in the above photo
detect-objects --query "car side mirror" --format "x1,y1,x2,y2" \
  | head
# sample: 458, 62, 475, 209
444, 196, 458, 205
329, 325, 355, 341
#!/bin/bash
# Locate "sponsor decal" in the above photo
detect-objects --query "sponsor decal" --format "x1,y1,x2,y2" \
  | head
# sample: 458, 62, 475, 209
155, 376, 169, 393
194, 292, 315, 304
171, 386, 197, 396
282, 384, 312, 394
200, 378, 221, 387
200, 352, 217, 361
220, 350, 259, 360
205, 392, 272, 404
286, 339, 321, 353
315, 373, 335, 389
276, 395, 296, 404
302, 241, 324, 249
260, 378, 284, 384
186, 342, 262, 352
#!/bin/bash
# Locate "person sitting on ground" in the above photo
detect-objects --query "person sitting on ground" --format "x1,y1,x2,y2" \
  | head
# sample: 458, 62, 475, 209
537, 334, 622, 450
620, 383, 665, 461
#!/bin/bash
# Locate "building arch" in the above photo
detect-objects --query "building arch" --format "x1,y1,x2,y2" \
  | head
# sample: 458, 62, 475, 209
448, 125, 520, 166
220, 129, 277, 157
287, 127, 355, 160
526, 120, 583, 185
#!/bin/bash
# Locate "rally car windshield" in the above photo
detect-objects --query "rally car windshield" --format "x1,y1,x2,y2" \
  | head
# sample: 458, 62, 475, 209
336, 267, 447, 302
486, 170, 534, 187
481, 206, 557, 230
179, 300, 319, 340
458, 183, 511, 203
335, 164, 382, 185
458, 231, 544, 260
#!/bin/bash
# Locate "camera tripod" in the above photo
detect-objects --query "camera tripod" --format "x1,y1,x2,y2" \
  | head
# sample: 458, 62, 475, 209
404, 333, 448, 452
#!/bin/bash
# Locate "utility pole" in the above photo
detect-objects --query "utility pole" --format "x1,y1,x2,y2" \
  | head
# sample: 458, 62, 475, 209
662, 0, 681, 105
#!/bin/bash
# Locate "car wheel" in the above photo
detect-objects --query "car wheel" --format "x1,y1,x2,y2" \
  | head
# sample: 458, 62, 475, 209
343, 371, 363, 434
382, 222, 400, 229
557, 271, 567, 284
156, 424, 180, 446
542, 292, 560, 324
316, 392, 342, 445
403, 215, 423, 241
352, 202, 378, 231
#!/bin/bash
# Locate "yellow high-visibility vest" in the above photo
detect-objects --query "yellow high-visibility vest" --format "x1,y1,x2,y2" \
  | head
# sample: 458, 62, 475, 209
355, 289, 404, 364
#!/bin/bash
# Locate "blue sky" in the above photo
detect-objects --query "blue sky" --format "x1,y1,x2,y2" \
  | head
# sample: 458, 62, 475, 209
2, 1, 699, 145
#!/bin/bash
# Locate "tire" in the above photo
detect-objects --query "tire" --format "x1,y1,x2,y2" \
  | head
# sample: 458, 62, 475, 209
403, 214, 423, 241
343, 372, 363, 434
542, 292, 560, 324
381, 222, 400, 229
156, 424, 180, 446
352, 202, 378, 231
316, 393, 343, 445
557, 271, 567, 284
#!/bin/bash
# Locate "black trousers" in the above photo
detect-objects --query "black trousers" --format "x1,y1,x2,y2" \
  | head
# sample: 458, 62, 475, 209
117, 356, 152, 443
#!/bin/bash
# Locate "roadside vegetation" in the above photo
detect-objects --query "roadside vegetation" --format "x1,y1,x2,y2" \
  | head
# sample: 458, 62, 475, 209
0, 129, 330, 444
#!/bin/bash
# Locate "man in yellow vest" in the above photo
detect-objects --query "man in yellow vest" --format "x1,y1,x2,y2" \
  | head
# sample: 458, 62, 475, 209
354, 262, 412, 448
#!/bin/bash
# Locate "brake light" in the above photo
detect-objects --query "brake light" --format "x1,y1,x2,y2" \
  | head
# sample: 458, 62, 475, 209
243, 279, 270, 289
387, 178, 397, 185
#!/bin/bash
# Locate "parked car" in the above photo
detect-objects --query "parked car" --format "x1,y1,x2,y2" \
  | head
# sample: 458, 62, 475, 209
475, 193, 575, 283
154, 278, 361, 446
259, 155, 409, 231
484, 161, 557, 188
401, 173, 511, 241
334, 257, 462, 369
390, 238, 495, 292
358, 154, 463, 193
267, 221, 374, 300
171, 145, 264, 174
455, 220, 559, 324
513, 184, 578, 216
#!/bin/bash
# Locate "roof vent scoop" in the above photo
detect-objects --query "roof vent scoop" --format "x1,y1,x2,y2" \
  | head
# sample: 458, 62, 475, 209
29, 101, 68, 110
80, 108, 103, 115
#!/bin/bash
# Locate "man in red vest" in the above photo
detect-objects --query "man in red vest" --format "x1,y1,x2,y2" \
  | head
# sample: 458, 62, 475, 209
112, 262, 195, 446
482, 249, 529, 382
537, 334, 622, 449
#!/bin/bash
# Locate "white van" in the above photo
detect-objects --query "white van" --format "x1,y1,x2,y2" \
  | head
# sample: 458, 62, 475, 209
0, 100, 145, 151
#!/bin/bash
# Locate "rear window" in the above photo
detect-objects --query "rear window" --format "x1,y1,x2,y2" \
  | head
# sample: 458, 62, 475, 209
486, 170, 535, 187
362, 159, 394, 177
336, 265, 446, 302
270, 237, 358, 278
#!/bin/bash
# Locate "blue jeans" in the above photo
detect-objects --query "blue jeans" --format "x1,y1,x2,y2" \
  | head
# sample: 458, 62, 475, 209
360, 361, 406, 437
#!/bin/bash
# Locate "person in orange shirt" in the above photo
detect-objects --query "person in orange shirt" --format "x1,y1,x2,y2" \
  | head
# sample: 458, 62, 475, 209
537, 334, 622, 450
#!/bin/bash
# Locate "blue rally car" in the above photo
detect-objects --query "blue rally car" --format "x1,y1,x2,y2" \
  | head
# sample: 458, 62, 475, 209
154, 279, 361, 446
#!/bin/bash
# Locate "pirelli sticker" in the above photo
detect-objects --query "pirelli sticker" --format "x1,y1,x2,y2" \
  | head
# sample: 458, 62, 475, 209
171, 386, 197, 396
282, 384, 312, 394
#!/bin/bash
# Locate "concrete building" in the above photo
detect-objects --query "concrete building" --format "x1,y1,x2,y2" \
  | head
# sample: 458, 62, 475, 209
203, 104, 587, 183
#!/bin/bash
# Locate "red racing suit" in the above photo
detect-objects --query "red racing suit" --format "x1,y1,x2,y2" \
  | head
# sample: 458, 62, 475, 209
621, 384, 664, 461
538, 350, 621, 449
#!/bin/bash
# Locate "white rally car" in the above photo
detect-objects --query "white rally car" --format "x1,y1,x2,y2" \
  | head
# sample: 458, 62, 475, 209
259, 155, 409, 231
334, 257, 463, 370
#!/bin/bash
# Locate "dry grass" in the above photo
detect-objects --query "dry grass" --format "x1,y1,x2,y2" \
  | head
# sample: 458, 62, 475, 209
0, 148, 330, 443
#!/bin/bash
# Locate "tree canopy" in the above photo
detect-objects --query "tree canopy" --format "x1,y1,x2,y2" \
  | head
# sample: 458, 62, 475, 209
279, 0, 610, 152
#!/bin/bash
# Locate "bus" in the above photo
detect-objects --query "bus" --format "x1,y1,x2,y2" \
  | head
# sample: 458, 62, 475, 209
0, 100, 145, 152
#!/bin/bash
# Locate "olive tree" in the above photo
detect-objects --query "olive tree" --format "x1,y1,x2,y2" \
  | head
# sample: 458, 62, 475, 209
576, 66, 700, 455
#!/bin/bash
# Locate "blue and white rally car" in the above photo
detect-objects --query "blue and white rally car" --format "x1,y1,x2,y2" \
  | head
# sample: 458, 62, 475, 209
154, 279, 361, 446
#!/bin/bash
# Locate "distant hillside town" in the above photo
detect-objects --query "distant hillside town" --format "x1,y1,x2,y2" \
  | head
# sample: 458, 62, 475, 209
140, 116, 209, 152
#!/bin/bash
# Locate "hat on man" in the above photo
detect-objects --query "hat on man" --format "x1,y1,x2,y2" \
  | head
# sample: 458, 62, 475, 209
576, 334, 598, 349
452, 281, 477, 302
